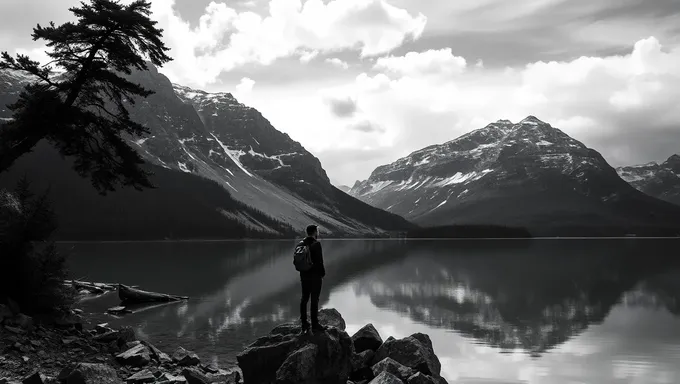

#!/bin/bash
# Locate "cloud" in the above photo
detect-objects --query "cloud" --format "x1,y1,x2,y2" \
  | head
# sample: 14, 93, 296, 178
299, 50, 319, 63
311, 36, 680, 184
235, 77, 256, 93
149, 0, 427, 87
15, 46, 51, 66
325, 58, 349, 69
326, 96, 358, 118
374, 48, 467, 76
349, 120, 385, 133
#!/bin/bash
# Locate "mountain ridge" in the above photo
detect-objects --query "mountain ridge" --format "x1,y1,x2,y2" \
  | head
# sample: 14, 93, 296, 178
350, 116, 680, 236
0, 66, 413, 238
617, 154, 680, 206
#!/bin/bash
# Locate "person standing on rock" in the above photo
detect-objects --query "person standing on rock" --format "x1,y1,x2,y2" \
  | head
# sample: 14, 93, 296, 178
294, 224, 327, 333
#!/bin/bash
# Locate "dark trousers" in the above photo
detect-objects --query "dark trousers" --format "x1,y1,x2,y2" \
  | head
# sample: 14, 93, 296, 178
300, 277, 322, 326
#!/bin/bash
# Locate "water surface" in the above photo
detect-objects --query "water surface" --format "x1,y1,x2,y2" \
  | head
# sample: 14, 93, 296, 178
61, 239, 680, 384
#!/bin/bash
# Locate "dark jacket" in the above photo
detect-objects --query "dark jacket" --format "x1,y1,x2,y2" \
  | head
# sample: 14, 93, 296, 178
299, 236, 325, 279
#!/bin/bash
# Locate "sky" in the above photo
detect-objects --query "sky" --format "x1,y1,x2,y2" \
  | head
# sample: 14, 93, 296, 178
1, 0, 680, 186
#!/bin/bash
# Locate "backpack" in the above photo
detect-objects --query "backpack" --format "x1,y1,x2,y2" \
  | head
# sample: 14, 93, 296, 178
293, 241, 314, 272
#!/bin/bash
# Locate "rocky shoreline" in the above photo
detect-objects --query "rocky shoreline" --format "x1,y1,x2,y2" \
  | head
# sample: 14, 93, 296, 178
1, 304, 447, 384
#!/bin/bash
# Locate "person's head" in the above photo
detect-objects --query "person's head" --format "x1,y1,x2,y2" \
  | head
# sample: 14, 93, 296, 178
306, 224, 319, 239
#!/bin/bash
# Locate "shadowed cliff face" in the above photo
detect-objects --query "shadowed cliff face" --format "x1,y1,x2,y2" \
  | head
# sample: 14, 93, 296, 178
349, 240, 680, 355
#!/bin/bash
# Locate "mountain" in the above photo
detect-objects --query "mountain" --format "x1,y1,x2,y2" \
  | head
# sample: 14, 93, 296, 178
616, 155, 680, 206
0, 67, 413, 238
0, 141, 295, 240
349, 116, 680, 236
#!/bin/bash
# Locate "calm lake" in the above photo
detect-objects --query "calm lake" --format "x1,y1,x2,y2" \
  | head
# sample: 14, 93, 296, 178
61, 239, 680, 384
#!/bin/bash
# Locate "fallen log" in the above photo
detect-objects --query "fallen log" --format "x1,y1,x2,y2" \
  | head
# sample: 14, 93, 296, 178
118, 284, 188, 304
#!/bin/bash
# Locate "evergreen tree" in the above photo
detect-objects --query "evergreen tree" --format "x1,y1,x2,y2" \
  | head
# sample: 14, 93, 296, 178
0, 0, 171, 193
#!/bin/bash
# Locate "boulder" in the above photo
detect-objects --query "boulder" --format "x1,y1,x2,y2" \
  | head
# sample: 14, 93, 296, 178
210, 368, 241, 384
125, 341, 142, 350
350, 350, 376, 382
318, 308, 346, 331
63, 363, 123, 384
142, 341, 172, 364
368, 372, 402, 384
275, 344, 318, 383
181, 368, 210, 384
352, 324, 383, 353
372, 334, 441, 377
173, 347, 201, 366
352, 350, 375, 371
350, 367, 374, 383
21, 372, 43, 384
238, 323, 352, 384
406, 372, 436, 384
269, 308, 346, 336
371, 358, 415, 382
126, 370, 155, 383
115, 344, 151, 367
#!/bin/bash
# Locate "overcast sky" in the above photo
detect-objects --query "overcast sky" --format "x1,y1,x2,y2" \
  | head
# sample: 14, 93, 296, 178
2, 0, 679, 186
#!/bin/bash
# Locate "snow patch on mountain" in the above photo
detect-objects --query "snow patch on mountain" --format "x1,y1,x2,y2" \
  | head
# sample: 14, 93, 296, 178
209, 132, 254, 177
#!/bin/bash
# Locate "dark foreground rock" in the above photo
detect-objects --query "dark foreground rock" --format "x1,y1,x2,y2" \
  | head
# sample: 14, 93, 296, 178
0, 304, 241, 384
237, 309, 352, 384
351, 324, 383, 354
2, 305, 446, 384
237, 308, 448, 384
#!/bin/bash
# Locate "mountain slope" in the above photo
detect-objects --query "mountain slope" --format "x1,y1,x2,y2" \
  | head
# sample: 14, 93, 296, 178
0, 141, 294, 240
617, 155, 680, 206
0, 67, 413, 237
350, 116, 680, 236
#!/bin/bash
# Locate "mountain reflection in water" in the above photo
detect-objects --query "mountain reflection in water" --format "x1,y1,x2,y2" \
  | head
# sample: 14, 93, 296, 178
66, 239, 680, 383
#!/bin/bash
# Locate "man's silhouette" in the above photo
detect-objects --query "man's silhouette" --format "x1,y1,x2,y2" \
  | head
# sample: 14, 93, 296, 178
299, 224, 326, 333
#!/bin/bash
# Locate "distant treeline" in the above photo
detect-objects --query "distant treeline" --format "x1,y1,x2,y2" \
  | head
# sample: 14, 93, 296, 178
406, 225, 533, 239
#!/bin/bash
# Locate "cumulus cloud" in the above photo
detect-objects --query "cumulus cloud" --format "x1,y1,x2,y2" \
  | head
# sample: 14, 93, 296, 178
374, 48, 467, 76
149, 0, 427, 87
325, 58, 349, 69
314, 36, 680, 184
326, 96, 358, 118
235, 77, 256, 93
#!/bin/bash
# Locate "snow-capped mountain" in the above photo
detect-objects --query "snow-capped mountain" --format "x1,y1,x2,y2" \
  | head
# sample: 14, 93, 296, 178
0, 66, 412, 237
617, 155, 680, 206
350, 116, 680, 235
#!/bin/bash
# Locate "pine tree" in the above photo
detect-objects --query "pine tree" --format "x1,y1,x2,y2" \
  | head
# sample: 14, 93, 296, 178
0, 0, 171, 194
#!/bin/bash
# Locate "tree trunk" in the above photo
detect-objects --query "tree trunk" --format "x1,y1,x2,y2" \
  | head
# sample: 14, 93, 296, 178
118, 284, 188, 303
